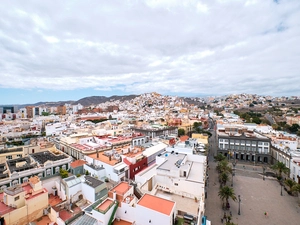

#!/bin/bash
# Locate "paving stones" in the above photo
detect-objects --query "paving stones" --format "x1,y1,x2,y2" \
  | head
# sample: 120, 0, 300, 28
205, 162, 300, 225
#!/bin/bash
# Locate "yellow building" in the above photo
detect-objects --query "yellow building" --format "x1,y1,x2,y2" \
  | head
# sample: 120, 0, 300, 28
0, 176, 49, 225
192, 133, 209, 145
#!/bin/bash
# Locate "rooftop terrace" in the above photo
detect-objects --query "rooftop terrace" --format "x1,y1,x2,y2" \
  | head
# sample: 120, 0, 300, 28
30, 151, 68, 164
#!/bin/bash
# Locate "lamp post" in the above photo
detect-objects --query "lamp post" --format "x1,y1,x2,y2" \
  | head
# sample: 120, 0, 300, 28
280, 179, 283, 196
263, 166, 266, 181
238, 195, 241, 215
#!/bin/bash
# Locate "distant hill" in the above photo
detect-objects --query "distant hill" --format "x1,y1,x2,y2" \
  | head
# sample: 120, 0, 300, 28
16, 94, 139, 108
73, 95, 139, 106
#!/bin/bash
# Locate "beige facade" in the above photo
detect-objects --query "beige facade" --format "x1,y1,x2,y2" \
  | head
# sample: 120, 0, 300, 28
0, 144, 46, 164
1, 176, 49, 225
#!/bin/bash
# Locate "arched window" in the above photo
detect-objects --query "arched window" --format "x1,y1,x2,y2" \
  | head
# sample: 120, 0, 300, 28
23, 177, 29, 183
46, 169, 51, 176
12, 180, 18, 186
1, 185, 6, 190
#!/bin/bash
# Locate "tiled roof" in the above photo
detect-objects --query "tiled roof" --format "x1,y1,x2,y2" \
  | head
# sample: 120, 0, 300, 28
70, 160, 86, 168
137, 194, 175, 215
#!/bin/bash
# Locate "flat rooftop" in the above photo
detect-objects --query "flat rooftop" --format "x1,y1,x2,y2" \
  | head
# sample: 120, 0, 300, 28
84, 175, 104, 188
88, 145, 143, 166
30, 151, 68, 164
187, 162, 205, 183
156, 190, 199, 216
137, 193, 175, 215
97, 199, 113, 213
110, 182, 131, 195
7, 157, 36, 173
157, 152, 187, 171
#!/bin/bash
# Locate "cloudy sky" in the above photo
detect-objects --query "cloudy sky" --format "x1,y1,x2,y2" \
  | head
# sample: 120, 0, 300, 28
1, 0, 300, 104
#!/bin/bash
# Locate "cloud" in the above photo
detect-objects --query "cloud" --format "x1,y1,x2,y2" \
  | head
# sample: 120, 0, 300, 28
0, 0, 300, 98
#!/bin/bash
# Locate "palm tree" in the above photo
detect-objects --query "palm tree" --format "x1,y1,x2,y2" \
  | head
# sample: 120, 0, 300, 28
214, 153, 226, 162
284, 179, 296, 194
218, 186, 237, 209
292, 184, 300, 193
271, 162, 289, 179
217, 160, 232, 174
220, 172, 230, 186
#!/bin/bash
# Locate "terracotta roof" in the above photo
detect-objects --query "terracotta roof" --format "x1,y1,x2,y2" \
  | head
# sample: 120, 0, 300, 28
70, 160, 86, 168
29, 176, 40, 184
110, 182, 130, 195
180, 135, 189, 142
137, 194, 175, 215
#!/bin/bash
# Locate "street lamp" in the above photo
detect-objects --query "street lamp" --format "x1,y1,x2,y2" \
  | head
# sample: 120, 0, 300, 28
231, 162, 236, 187
263, 166, 266, 181
238, 195, 241, 215
280, 179, 283, 196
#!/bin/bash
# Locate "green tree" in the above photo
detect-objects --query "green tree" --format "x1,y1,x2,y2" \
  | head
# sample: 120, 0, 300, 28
60, 169, 69, 178
289, 124, 300, 133
220, 172, 230, 186
284, 179, 296, 193
214, 153, 226, 162
218, 186, 237, 207
178, 128, 185, 136
42, 112, 50, 116
271, 162, 289, 179
216, 160, 232, 174
292, 184, 300, 193
193, 122, 202, 130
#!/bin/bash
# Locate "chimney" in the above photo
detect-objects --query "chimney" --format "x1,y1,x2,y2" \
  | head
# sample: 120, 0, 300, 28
113, 191, 116, 201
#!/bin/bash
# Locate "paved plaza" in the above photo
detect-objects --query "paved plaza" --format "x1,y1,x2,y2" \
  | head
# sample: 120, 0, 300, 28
205, 162, 300, 225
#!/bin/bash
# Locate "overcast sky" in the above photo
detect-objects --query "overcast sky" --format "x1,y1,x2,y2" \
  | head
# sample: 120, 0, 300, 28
1, 0, 300, 104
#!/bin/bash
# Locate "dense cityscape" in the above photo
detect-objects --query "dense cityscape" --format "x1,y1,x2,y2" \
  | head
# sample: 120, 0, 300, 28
1, 0, 300, 224
0, 92, 300, 224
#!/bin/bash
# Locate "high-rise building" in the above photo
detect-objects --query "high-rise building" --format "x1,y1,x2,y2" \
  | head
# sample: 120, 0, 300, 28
57, 105, 66, 115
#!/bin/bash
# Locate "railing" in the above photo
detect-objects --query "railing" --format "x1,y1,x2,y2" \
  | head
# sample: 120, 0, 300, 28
107, 201, 118, 225
65, 211, 84, 225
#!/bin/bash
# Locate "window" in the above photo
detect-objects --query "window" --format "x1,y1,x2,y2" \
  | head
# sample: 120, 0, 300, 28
258, 141, 263, 145
62, 165, 66, 170
12, 180, 18, 186
23, 177, 28, 183
174, 183, 178, 186
17, 154, 22, 158
46, 169, 51, 175
55, 167, 60, 173
14, 196, 20, 201
6, 156, 12, 160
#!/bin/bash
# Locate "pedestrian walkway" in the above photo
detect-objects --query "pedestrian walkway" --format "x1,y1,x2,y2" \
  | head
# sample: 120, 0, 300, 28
205, 162, 300, 225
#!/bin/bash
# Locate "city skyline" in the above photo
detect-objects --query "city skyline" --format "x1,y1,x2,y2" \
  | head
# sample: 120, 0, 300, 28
1, 0, 300, 104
